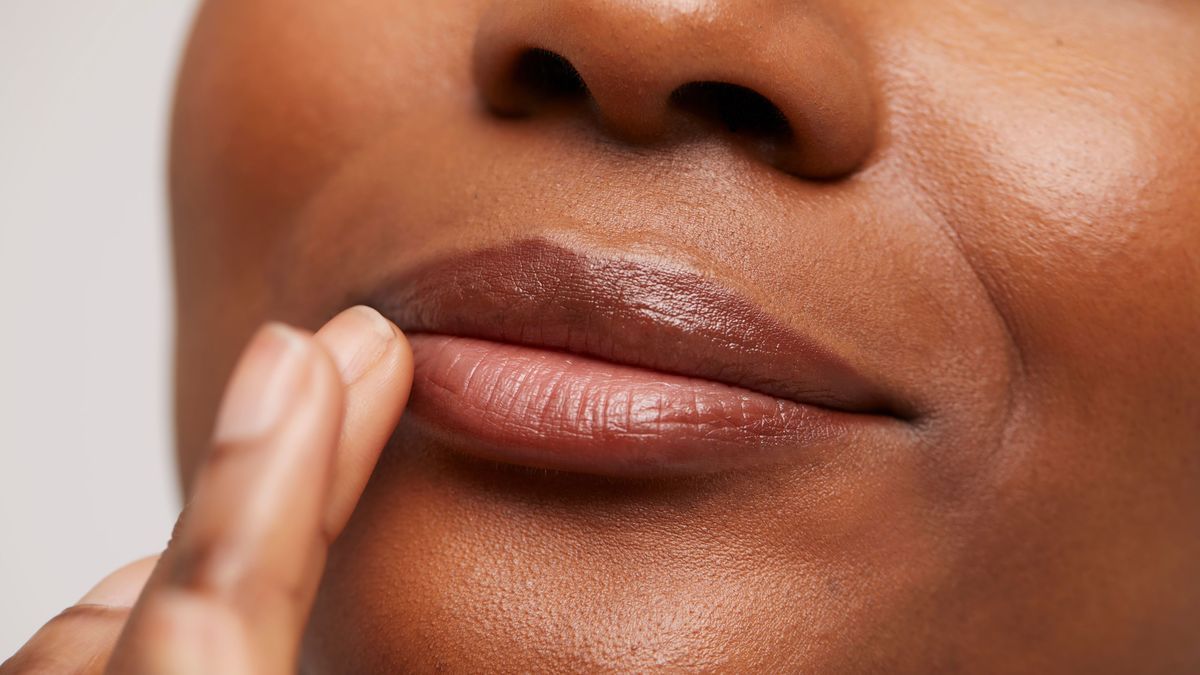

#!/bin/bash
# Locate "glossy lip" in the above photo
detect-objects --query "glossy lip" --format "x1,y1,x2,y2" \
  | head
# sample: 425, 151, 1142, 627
365, 238, 913, 475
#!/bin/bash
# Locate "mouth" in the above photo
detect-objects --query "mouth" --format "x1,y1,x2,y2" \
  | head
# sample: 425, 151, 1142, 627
367, 237, 913, 476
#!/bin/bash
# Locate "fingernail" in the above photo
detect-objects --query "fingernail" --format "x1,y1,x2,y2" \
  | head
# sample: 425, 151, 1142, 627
79, 556, 158, 608
213, 324, 310, 444
320, 306, 396, 383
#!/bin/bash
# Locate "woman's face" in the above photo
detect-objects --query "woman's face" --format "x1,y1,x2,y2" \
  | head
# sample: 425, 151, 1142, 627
171, 0, 1200, 671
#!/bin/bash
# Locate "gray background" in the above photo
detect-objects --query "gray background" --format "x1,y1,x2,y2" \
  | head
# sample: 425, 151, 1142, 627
0, 0, 195, 656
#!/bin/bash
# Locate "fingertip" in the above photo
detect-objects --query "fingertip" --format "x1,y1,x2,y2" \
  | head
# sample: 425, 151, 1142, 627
380, 311, 415, 390
316, 305, 412, 387
347, 305, 398, 339
313, 307, 413, 537
78, 555, 160, 609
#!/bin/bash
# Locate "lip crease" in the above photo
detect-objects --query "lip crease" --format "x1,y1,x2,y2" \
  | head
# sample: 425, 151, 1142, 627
365, 237, 912, 476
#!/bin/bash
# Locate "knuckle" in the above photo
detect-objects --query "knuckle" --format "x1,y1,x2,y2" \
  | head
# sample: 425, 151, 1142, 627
163, 533, 241, 597
198, 435, 260, 474
164, 530, 312, 608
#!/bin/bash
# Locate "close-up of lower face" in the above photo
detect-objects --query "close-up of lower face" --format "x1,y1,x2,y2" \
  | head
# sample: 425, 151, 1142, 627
169, 0, 1200, 672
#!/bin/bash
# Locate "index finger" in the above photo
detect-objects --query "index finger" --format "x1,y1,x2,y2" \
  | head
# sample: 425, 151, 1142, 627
107, 308, 411, 674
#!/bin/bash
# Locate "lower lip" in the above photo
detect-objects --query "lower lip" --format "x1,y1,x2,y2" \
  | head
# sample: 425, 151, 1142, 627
405, 335, 869, 476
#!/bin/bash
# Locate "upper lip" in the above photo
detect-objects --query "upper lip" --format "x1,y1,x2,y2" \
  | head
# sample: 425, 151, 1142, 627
365, 237, 907, 419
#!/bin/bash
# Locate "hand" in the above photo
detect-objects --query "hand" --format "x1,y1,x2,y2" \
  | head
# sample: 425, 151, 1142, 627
1, 306, 414, 674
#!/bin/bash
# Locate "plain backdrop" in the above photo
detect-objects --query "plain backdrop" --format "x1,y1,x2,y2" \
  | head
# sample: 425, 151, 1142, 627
0, 0, 196, 656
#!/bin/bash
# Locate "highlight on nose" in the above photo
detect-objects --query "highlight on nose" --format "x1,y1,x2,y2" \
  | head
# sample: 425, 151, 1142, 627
472, 0, 878, 179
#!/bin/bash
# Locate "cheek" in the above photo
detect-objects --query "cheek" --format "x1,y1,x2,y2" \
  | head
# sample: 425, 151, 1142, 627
173, 0, 483, 236
880, 7, 1200, 429
875, 6, 1200, 649
172, 0, 487, 480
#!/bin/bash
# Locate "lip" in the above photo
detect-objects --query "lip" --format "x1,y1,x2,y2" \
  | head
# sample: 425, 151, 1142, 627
366, 238, 912, 476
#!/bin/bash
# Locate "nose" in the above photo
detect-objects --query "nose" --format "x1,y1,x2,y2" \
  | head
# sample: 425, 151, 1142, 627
472, 0, 878, 179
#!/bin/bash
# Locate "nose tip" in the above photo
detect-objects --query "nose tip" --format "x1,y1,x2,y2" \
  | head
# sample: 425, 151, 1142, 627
472, 1, 878, 179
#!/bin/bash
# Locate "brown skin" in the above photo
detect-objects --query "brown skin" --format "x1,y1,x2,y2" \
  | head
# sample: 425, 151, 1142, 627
172, 0, 1199, 672
9, 0, 1197, 673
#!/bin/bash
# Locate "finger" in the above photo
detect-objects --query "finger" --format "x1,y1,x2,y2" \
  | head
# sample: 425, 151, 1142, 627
108, 323, 346, 674
79, 556, 160, 608
0, 556, 156, 675
313, 305, 413, 534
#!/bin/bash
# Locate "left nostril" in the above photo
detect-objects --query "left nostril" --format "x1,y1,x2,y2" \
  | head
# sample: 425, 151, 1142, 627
500, 48, 589, 115
670, 81, 794, 153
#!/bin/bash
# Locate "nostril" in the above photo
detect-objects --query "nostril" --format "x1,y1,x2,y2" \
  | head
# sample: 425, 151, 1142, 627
670, 81, 795, 156
474, 3, 875, 179
506, 48, 589, 112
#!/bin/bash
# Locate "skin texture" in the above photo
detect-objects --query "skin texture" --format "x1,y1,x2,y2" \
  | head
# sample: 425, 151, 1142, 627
165, 0, 1200, 672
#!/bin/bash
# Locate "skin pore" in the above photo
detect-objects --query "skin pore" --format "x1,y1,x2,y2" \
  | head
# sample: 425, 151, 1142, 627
163, 0, 1200, 672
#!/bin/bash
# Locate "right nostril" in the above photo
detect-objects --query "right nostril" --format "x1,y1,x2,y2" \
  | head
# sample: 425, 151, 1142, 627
507, 48, 589, 112
670, 81, 794, 151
